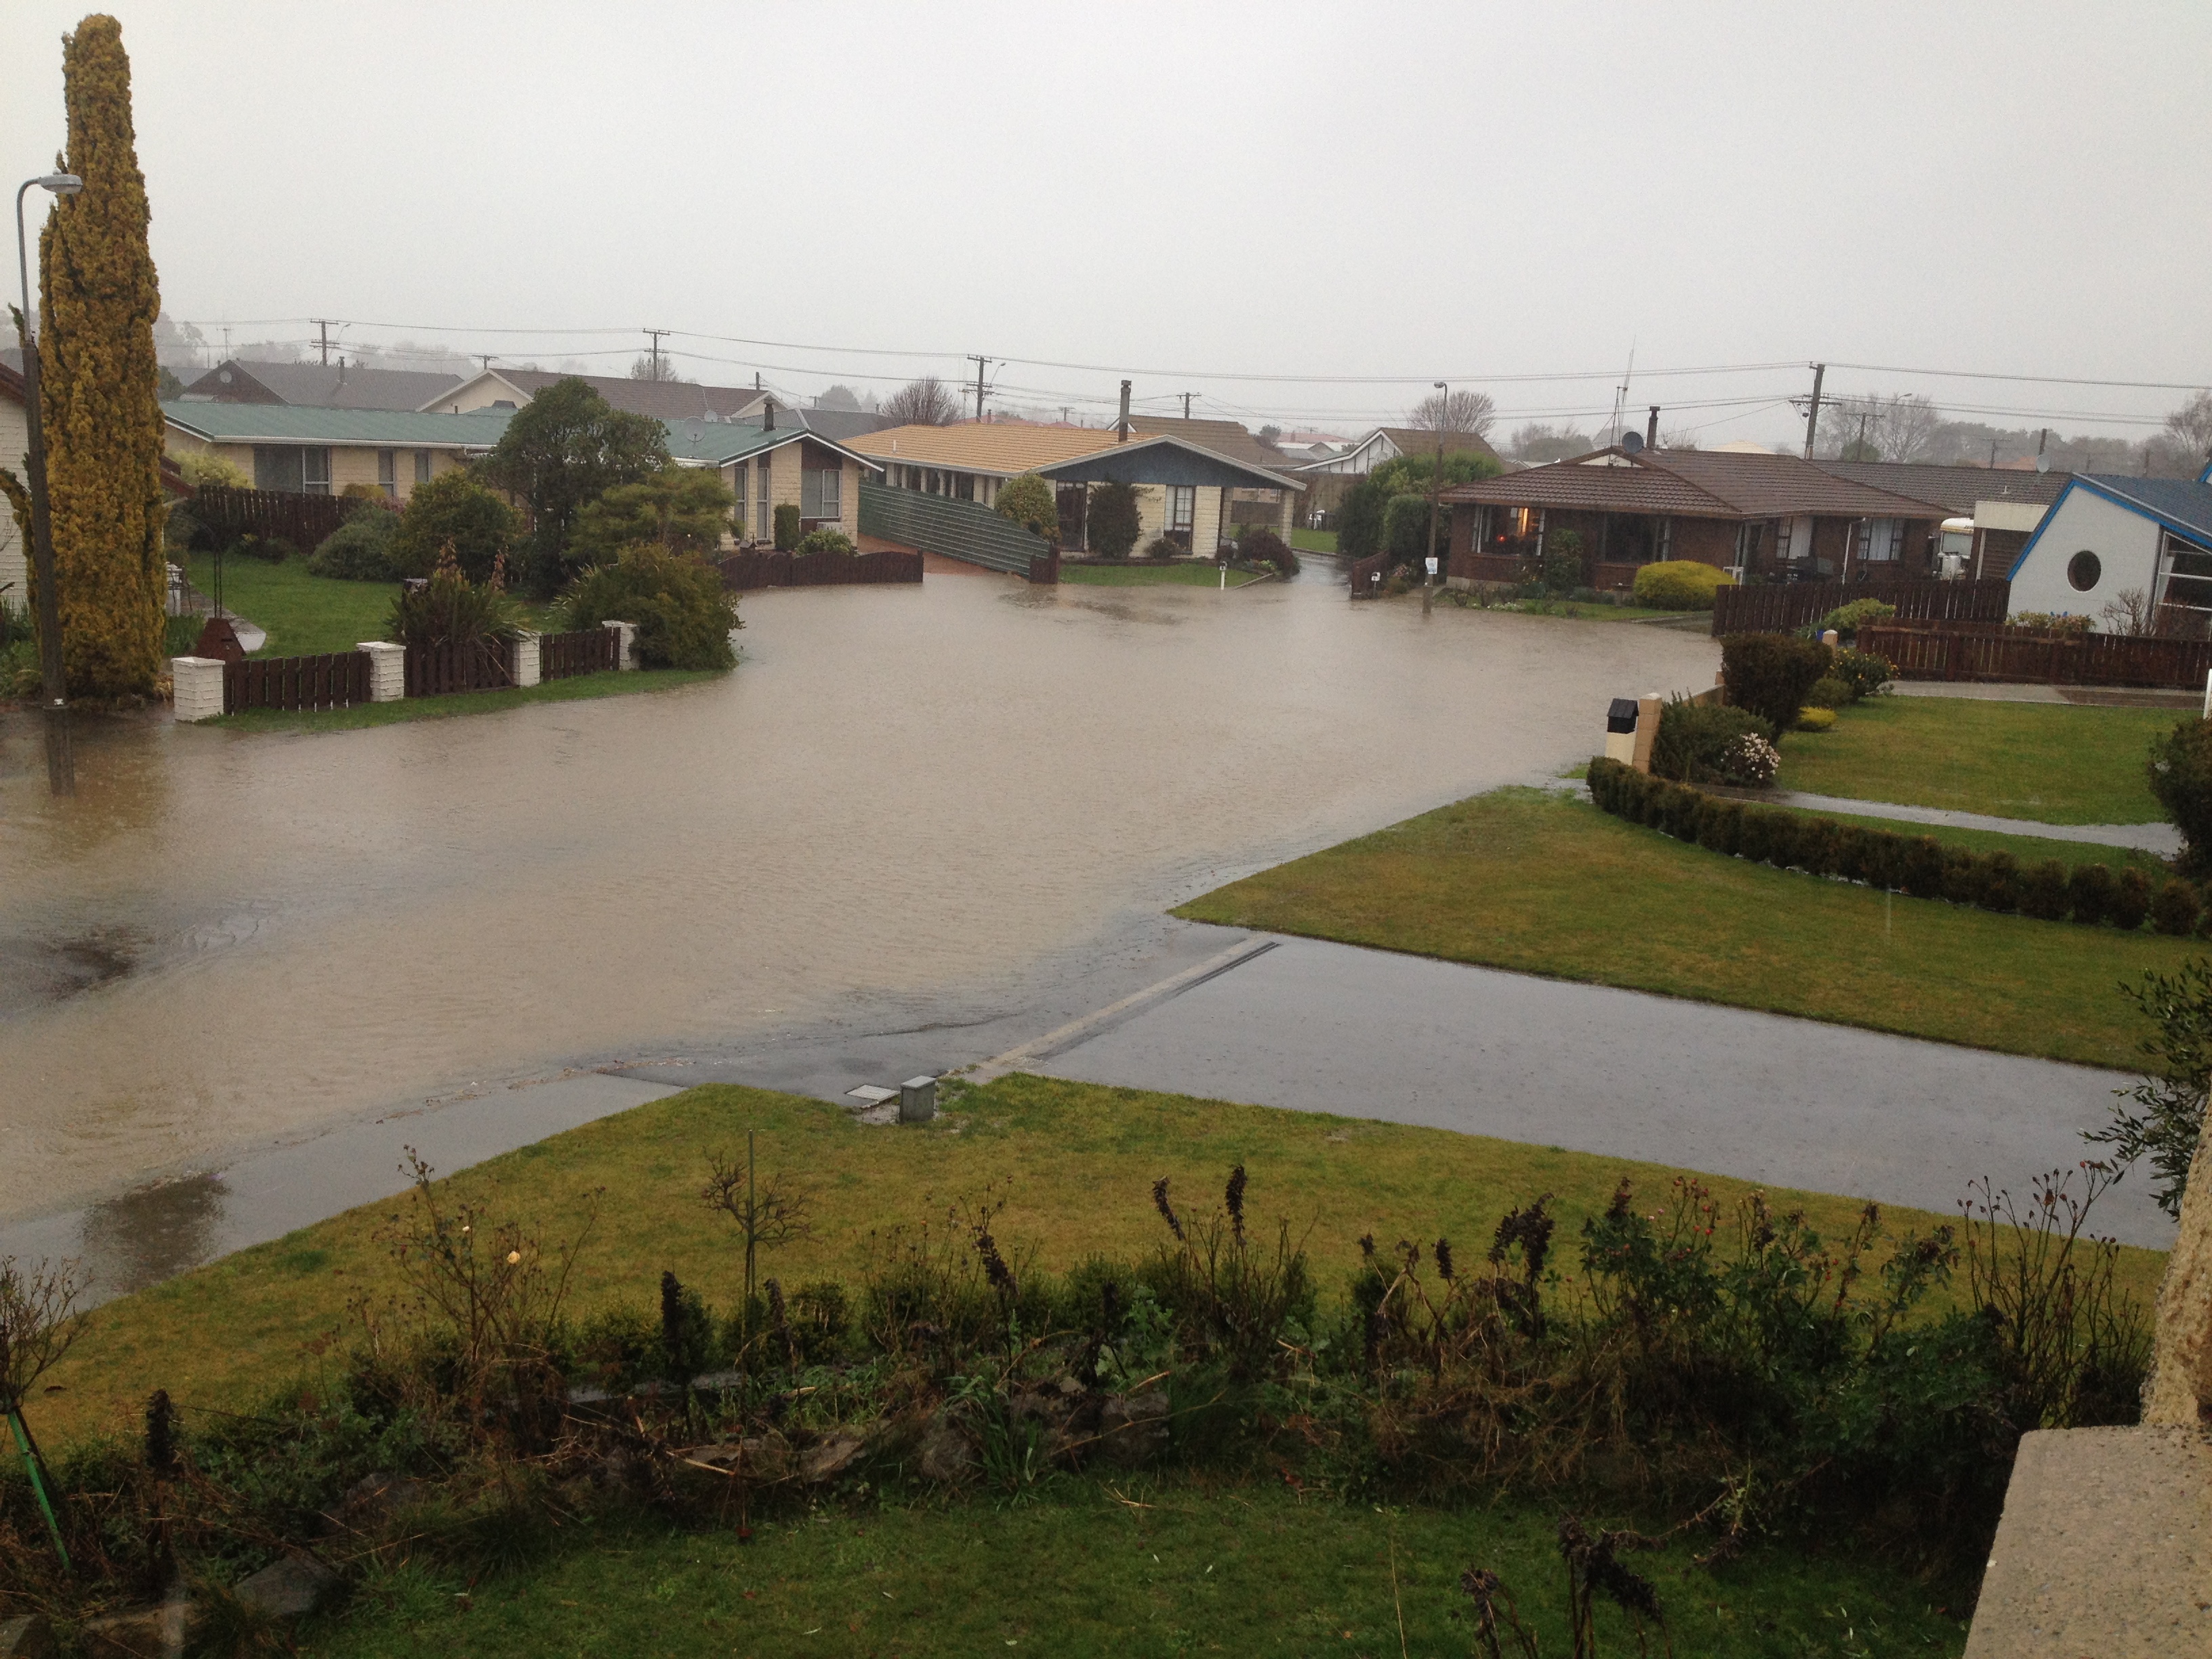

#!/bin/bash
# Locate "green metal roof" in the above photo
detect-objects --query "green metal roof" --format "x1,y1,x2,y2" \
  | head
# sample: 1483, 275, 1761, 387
161, 401, 514, 447
662, 417, 884, 471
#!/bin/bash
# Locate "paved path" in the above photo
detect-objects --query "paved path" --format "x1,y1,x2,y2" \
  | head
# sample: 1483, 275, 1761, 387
1891, 681, 2197, 709
1035, 931, 2172, 1248
1706, 785, 2179, 854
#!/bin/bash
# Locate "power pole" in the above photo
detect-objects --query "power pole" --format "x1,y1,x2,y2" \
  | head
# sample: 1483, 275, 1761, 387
1425, 381, 1448, 613
968, 354, 991, 422
1181, 392, 1196, 419
1801, 363, 1826, 459
312, 318, 335, 365
644, 328, 670, 380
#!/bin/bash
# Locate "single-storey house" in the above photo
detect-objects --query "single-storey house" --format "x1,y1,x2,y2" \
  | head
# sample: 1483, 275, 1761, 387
662, 413, 883, 545
161, 402, 512, 499
1438, 446, 1952, 590
1294, 426, 1504, 520
2005, 468, 2212, 628
1817, 459, 2072, 580
849, 419, 1303, 553
419, 368, 893, 445
180, 358, 467, 413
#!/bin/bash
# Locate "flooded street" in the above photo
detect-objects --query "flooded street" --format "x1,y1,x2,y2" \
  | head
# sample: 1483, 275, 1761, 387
0, 569, 1717, 1232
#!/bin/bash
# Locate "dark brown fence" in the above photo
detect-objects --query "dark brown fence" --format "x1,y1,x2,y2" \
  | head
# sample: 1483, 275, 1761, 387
193, 485, 353, 552
718, 549, 924, 590
1857, 621, 2212, 689
405, 640, 512, 697
1347, 550, 1388, 598
1712, 578, 2009, 638
222, 651, 370, 714
538, 628, 619, 680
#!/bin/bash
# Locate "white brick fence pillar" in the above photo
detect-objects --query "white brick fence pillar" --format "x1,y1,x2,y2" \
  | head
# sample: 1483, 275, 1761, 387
171, 656, 226, 722
511, 630, 541, 688
358, 641, 406, 702
602, 619, 637, 670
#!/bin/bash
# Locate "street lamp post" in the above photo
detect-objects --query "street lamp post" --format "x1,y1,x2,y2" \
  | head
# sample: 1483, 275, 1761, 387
16, 172, 82, 797
1425, 380, 1448, 615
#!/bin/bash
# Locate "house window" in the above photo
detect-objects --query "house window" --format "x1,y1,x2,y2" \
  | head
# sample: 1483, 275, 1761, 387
377, 449, 398, 498
954, 472, 975, 502
1168, 485, 1195, 532
802, 466, 842, 520
252, 445, 331, 494
2160, 538, 2212, 610
414, 450, 432, 485
755, 458, 772, 540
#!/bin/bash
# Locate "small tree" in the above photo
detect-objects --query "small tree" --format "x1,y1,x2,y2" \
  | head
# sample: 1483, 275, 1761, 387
703, 1132, 812, 1349
387, 544, 521, 654
1405, 388, 1496, 438
772, 502, 801, 551
2086, 960, 2212, 1218
995, 473, 1058, 542
478, 378, 669, 595
1382, 492, 1432, 566
2165, 391, 2212, 464
1336, 476, 1389, 558
571, 464, 734, 565
1086, 481, 1143, 558
2150, 717, 2212, 875
392, 470, 517, 582
1, 1255, 87, 1566
882, 376, 961, 426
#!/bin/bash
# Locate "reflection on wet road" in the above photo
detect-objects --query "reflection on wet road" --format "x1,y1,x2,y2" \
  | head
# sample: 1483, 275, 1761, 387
0, 569, 1718, 1227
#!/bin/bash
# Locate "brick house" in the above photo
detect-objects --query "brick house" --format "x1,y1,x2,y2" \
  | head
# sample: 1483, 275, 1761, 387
1294, 425, 1503, 522
1439, 446, 1952, 590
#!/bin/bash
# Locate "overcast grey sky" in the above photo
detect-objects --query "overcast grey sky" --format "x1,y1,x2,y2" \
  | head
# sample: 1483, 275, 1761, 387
5, 1, 2207, 444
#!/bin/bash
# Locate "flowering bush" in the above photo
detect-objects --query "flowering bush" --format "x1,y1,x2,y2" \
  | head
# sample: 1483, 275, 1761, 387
1718, 732, 1780, 786
2012, 612, 2093, 635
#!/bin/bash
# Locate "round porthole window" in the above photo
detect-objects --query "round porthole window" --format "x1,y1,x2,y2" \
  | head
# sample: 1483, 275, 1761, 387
2067, 550, 2101, 592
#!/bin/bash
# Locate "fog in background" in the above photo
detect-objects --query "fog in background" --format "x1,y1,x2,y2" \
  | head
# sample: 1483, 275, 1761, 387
3, 1, 2207, 453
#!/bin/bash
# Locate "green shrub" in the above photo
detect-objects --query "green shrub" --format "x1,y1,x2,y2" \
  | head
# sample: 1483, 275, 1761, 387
2111, 867, 2152, 932
1818, 597, 1896, 640
1652, 697, 1775, 784
1830, 824, 1868, 884
556, 542, 740, 671
386, 548, 521, 653
1382, 493, 1435, 568
1900, 836, 1946, 901
1795, 816, 1839, 876
1763, 809, 1802, 869
772, 503, 802, 552
308, 508, 402, 581
1142, 535, 1182, 559
2152, 878, 2203, 937
2148, 719, 2212, 876
1795, 707, 1837, 732
1695, 796, 1743, 855
1940, 846, 1982, 906
1086, 481, 1143, 558
1237, 527, 1298, 577
571, 466, 735, 566
2019, 860, 2071, 921
2067, 863, 2116, 926
1828, 647, 1896, 700
1539, 528, 1583, 594
1803, 676, 1854, 710
794, 529, 856, 556
1719, 633, 1830, 734
393, 471, 518, 584
1631, 559, 1732, 610
235, 532, 294, 563
995, 472, 1059, 541
1980, 851, 2020, 914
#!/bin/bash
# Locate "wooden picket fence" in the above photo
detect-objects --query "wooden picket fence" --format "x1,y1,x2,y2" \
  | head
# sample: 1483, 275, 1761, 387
1856, 621, 2212, 690
539, 628, 619, 680
718, 549, 924, 590
193, 485, 354, 552
1712, 579, 2009, 638
405, 640, 512, 697
223, 651, 371, 714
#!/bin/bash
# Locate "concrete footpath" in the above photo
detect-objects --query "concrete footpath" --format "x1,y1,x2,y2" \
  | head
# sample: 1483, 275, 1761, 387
1032, 931, 2172, 1248
1703, 784, 2181, 855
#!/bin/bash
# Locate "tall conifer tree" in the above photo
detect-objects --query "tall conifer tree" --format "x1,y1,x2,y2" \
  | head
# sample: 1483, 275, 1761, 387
33, 16, 165, 698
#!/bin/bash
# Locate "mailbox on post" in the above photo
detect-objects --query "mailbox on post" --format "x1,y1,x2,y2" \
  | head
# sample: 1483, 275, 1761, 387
1603, 697, 1639, 764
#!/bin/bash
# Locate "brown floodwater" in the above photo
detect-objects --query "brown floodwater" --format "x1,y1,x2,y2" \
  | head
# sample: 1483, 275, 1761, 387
0, 569, 1718, 1226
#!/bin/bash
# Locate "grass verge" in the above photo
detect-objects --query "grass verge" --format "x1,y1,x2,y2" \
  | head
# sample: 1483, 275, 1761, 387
1061, 562, 1266, 588
200, 668, 724, 732
1176, 785, 2194, 1069
1776, 695, 2174, 824
43, 1072, 2162, 1452
1441, 592, 1689, 624
295, 1480, 1969, 1657
1290, 527, 1338, 554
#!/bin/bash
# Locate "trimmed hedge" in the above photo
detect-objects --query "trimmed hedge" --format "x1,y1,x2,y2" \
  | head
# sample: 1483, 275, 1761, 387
1586, 756, 2190, 933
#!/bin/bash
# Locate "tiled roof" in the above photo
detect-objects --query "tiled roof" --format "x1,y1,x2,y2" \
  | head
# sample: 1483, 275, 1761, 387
489, 369, 775, 422
1818, 459, 2071, 516
1376, 426, 1502, 464
1442, 447, 1950, 520
1126, 415, 1284, 470
183, 359, 466, 411
161, 401, 513, 447
848, 422, 1118, 477
2083, 474, 2212, 542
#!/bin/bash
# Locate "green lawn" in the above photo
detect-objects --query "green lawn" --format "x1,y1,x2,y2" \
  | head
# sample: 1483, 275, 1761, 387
1176, 786, 2197, 1069
297, 1482, 1968, 1658
203, 668, 725, 732
1439, 592, 1689, 623
43, 1072, 2132, 1453
1061, 562, 1267, 588
1290, 527, 1338, 554
183, 554, 554, 659
1777, 695, 2176, 824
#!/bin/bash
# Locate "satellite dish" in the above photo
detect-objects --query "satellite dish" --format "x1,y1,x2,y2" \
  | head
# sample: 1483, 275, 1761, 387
1620, 430, 1644, 454
2035, 455, 2051, 474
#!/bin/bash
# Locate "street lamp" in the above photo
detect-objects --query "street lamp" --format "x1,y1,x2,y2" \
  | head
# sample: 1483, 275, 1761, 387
16, 172, 81, 796
1424, 380, 1448, 615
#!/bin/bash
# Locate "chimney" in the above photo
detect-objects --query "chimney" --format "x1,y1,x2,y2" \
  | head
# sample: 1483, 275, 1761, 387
1117, 380, 1131, 443
1645, 406, 1660, 452
764, 397, 775, 432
